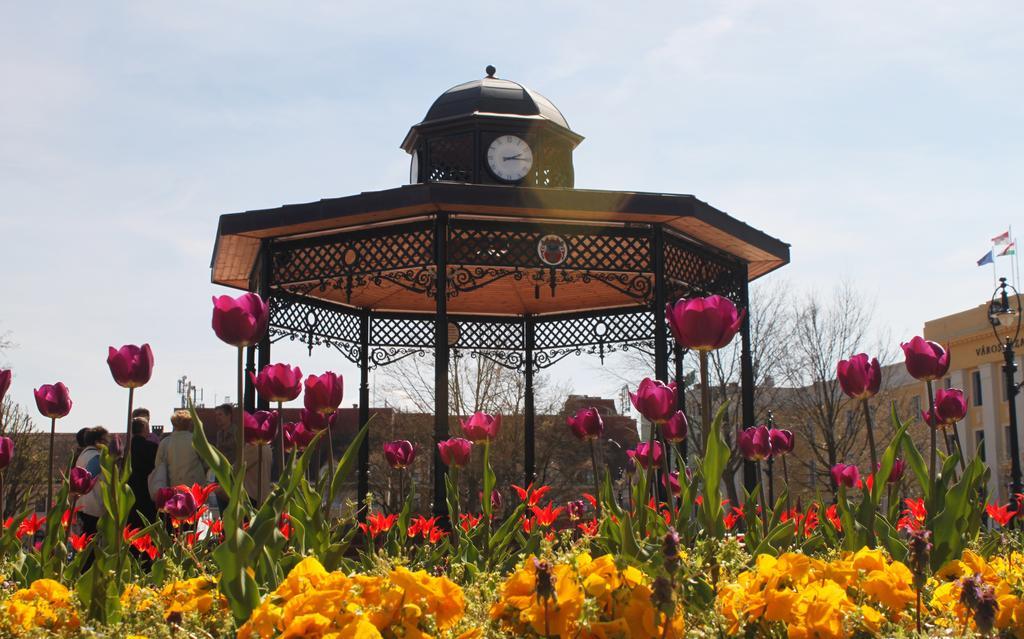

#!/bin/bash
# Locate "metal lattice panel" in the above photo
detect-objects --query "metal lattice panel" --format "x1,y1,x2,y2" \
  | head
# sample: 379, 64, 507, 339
271, 224, 434, 286
526, 137, 574, 188
427, 134, 473, 183
267, 295, 361, 359
451, 318, 524, 351
371, 316, 434, 348
664, 235, 744, 305
534, 310, 655, 351
447, 222, 650, 272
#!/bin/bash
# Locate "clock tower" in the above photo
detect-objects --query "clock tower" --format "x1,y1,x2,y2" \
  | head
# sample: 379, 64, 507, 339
401, 66, 583, 188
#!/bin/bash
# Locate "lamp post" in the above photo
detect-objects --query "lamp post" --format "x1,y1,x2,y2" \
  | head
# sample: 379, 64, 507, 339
988, 277, 1023, 502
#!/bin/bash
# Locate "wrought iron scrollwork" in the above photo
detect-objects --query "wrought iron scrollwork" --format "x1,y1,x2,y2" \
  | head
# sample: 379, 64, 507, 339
369, 347, 427, 369
372, 267, 436, 297
533, 347, 584, 370
580, 271, 653, 302
448, 266, 524, 298
468, 349, 525, 371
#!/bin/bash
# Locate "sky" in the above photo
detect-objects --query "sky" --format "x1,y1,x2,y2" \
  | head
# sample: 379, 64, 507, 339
1, 1, 1022, 432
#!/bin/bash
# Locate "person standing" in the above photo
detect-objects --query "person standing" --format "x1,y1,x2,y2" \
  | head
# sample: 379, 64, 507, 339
75, 427, 110, 536
127, 416, 158, 527
149, 410, 207, 499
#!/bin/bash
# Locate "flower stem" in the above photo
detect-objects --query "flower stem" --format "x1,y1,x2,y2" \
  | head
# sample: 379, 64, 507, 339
257, 444, 264, 504
926, 380, 936, 492
699, 350, 710, 454
589, 438, 602, 517
47, 417, 55, 511
277, 400, 285, 481
861, 397, 877, 473
124, 386, 134, 464
236, 346, 245, 468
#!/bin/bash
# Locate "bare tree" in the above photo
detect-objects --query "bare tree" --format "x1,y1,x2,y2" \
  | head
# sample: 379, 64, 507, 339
1, 399, 47, 519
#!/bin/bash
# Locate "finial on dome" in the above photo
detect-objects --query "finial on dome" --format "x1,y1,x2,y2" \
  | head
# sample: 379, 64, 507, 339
485, 65, 496, 78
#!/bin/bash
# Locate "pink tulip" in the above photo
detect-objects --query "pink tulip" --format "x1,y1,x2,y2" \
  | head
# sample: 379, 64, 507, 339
567, 500, 586, 520
629, 378, 676, 424
34, 383, 72, 419
662, 411, 688, 444
490, 489, 503, 511
163, 491, 199, 521
737, 425, 772, 461
665, 295, 745, 352
567, 407, 604, 441
0, 436, 12, 471
627, 441, 663, 470
886, 458, 907, 484
303, 372, 344, 415
831, 463, 860, 488
921, 409, 941, 429
663, 470, 681, 496
106, 344, 154, 389
0, 369, 10, 405
68, 467, 97, 496
901, 337, 950, 382
300, 408, 331, 432
251, 363, 303, 403
383, 440, 415, 469
211, 293, 269, 348
768, 428, 794, 455
154, 487, 175, 511
933, 388, 968, 426
438, 438, 473, 467
837, 354, 881, 400
283, 421, 317, 451
460, 412, 501, 443
244, 410, 278, 445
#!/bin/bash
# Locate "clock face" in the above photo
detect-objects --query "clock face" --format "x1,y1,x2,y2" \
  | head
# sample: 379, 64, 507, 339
486, 135, 533, 182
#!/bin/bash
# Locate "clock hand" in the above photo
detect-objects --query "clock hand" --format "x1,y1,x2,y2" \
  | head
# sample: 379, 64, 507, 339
503, 154, 523, 161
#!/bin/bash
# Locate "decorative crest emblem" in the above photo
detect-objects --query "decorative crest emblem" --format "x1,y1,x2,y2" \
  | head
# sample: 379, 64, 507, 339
537, 235, 568, 266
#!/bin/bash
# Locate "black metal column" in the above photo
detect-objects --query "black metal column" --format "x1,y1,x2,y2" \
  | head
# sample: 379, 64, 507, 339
524, 315, 536, 485
358, 309, 370, 522
652, 225, 669, 500
739, 266, 758, 493
674, 344, 687, 463
432, 213, 449, 518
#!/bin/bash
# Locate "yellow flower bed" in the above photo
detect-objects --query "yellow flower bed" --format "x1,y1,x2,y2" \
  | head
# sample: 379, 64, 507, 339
489, 553, 684, 638
238, 557, 471, 639
0, 579, 80, 635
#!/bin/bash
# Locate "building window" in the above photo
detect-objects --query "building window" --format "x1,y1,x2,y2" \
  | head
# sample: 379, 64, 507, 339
944, 377, 952, 390
972, 370, 983, 406
910, 395, 921, 415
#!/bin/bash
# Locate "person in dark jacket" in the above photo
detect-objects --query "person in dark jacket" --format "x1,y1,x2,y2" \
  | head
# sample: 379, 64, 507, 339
127, 416, 158, 527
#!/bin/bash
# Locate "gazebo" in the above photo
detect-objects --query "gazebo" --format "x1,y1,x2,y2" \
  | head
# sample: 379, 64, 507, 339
210, 68, 790, 515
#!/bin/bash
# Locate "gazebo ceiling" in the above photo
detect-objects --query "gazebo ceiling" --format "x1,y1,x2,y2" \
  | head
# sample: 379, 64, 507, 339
212, 182, 791, 309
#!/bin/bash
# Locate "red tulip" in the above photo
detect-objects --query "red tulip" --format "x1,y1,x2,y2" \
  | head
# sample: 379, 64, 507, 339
663, 470, 681, 496
300, 408, 331, 432
837, 354, 881, 400
163, 491, 199, 521
831, 463, 860, 488
768, 428, 795, 455
629, 378, 676, 424
283, 421, 317, 451
244, 410, 278, 445
900, 336, 950, 382
662, 411, 688, 444
34, 383, 72, 419
737, 425, 772, 460
627, 441, 663, 469
250, 363, 303, 403
0, 436, 12, 471
438, 437, 473, 467
106, 344, 154, 389
211, 293, 269, 348
567, 407, 604, 441
665, 295, 745, 352
0, 369, 10, 404
460, 412, 501, 443
383, 440, 415, 469
68, 467, 97, 496
303, 372, 343, 415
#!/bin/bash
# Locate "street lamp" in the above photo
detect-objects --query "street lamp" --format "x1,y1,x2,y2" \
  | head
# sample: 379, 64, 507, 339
988, 277, 1023, 499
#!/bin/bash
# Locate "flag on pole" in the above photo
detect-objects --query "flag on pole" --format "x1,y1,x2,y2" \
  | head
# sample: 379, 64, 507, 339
993, 230, 1011, 245
999, 242, 1016, 257
978, 249, 995, 266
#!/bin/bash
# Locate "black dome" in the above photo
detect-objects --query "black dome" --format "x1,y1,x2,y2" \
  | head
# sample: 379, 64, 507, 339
418, 73, 571, 131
